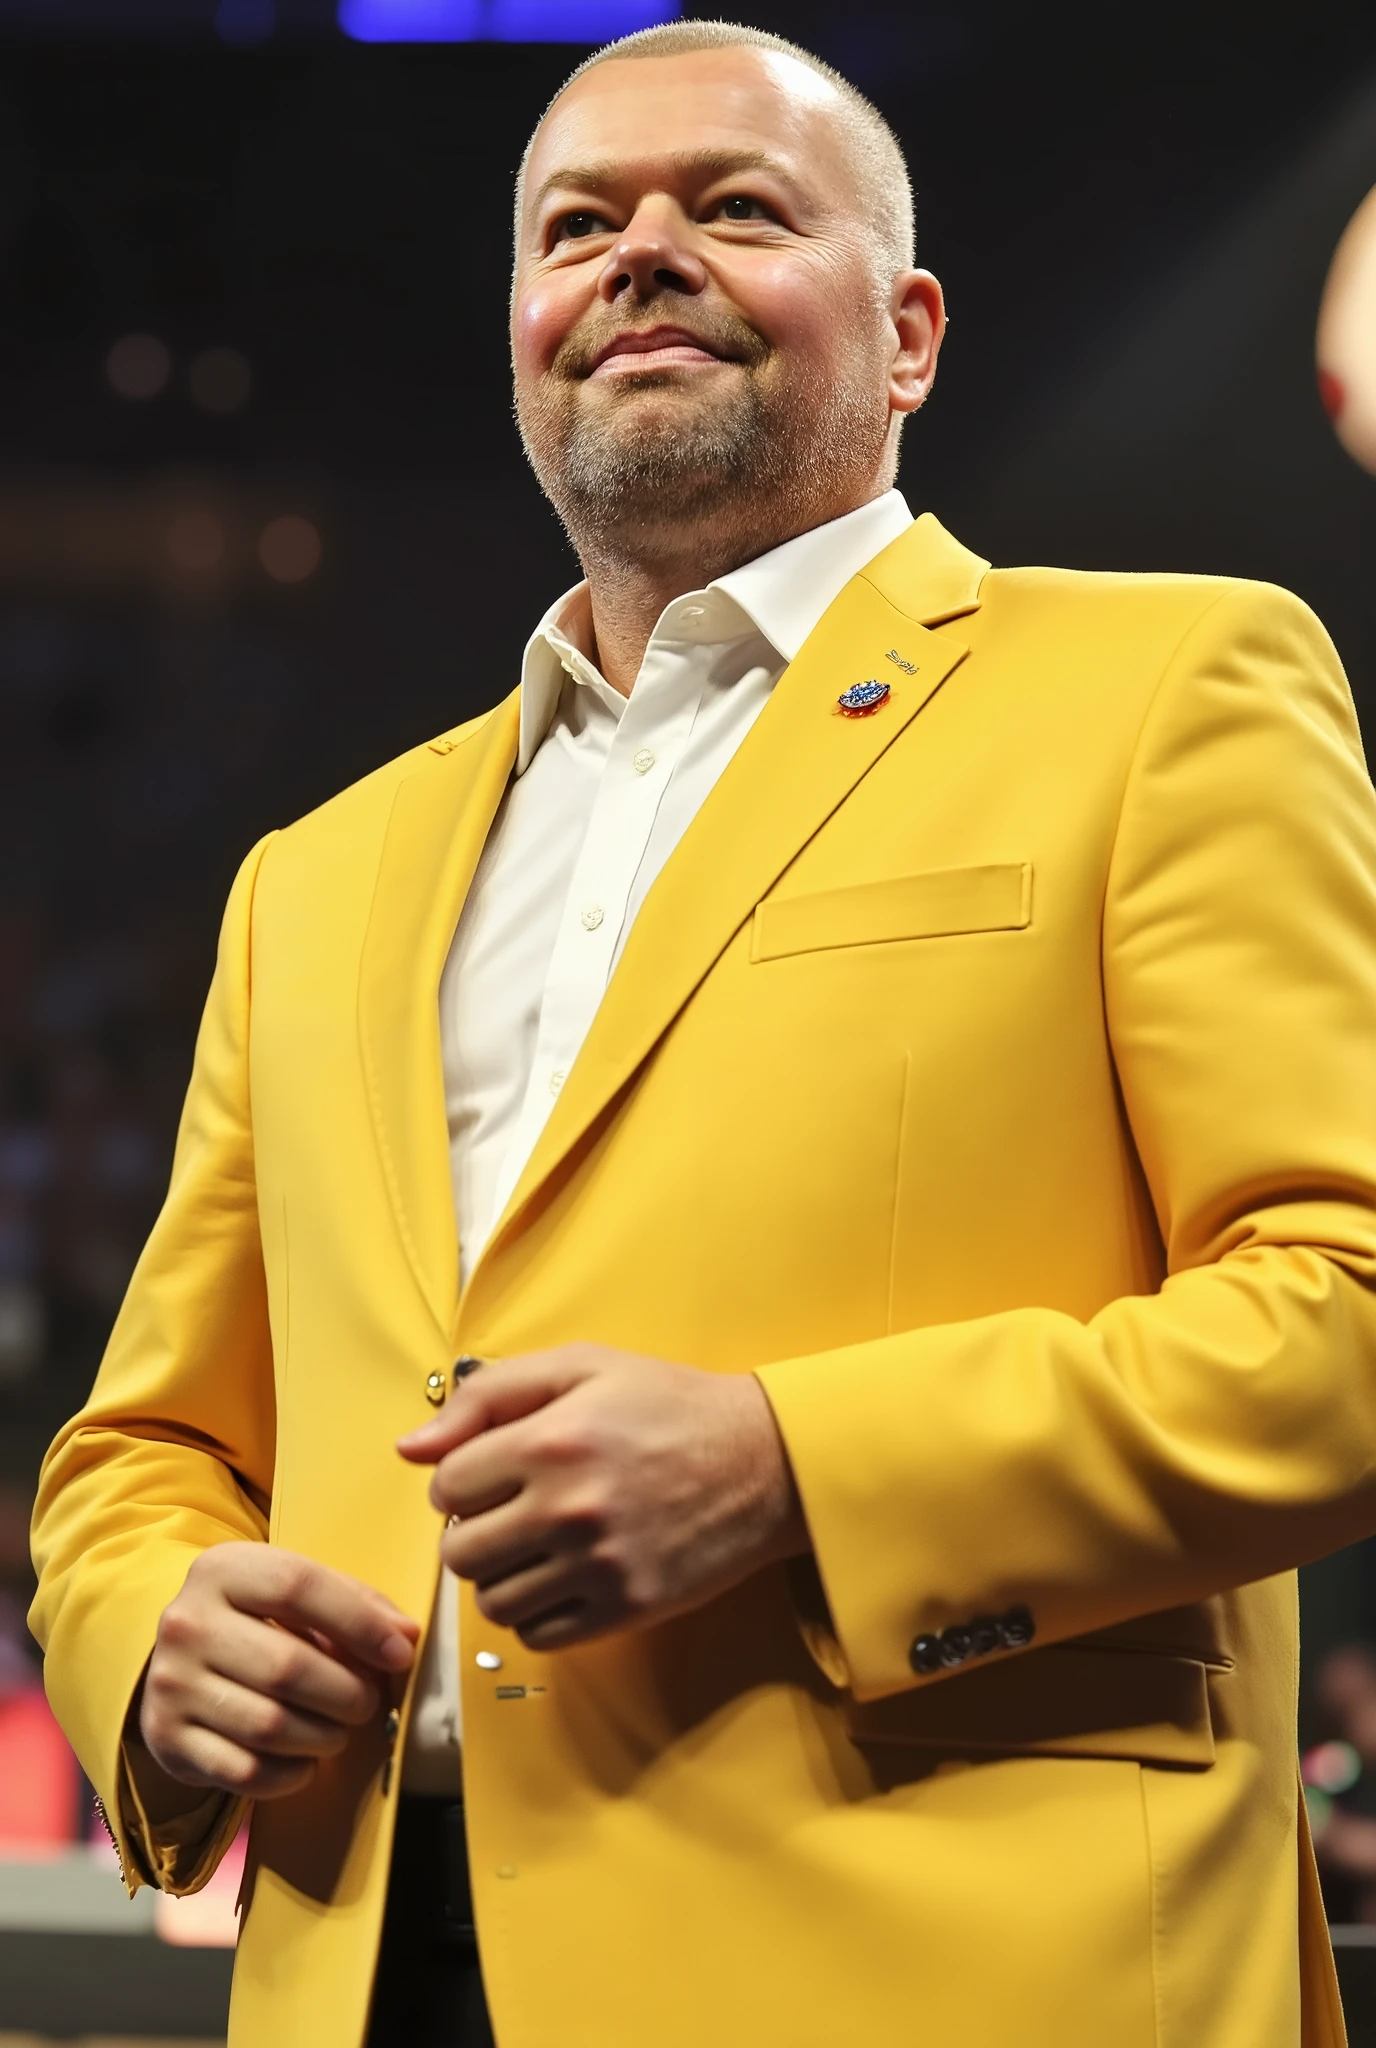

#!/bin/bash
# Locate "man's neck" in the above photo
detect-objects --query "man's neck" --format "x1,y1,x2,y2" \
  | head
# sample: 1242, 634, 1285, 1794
574, 485, 890, 697
581, 553, 721, 697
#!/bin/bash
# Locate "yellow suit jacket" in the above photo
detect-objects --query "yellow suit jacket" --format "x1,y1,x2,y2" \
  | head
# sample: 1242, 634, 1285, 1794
30, 515, 1376, 2048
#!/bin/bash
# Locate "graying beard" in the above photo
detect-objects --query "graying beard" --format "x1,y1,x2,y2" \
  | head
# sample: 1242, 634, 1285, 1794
528, 378, 834, 544
519, 357, 889, 563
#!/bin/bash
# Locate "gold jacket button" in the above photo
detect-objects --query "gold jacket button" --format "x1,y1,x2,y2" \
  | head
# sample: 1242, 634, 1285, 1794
425, 1371, 447, 1406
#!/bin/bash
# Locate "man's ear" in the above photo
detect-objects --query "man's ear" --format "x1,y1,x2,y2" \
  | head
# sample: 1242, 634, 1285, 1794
889, 269, 945, 417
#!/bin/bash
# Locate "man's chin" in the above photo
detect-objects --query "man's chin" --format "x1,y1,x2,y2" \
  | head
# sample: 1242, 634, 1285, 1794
580, 377, 756, 446
577, 374, 735, 426
551, 431, 767, 530
525, 373, 784, 533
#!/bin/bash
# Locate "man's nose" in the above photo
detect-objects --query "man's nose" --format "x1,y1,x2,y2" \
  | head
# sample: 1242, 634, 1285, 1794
597, 199, 707, 303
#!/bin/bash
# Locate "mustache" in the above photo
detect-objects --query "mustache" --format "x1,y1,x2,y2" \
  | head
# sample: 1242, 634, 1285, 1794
552, 308, 772, 380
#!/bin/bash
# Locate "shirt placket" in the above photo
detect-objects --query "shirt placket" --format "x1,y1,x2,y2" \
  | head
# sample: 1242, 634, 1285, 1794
489, 646, 707, 1223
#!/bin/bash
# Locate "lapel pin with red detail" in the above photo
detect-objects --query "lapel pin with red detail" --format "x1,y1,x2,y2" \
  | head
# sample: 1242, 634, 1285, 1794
835, 679, 891, 717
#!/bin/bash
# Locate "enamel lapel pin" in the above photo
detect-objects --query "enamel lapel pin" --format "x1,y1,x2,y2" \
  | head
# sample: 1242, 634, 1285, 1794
835, 679, 891, 717
834, 648, 920, 718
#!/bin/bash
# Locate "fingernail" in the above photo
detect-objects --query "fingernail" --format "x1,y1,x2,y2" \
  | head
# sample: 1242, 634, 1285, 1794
380, 1632, 415, 1669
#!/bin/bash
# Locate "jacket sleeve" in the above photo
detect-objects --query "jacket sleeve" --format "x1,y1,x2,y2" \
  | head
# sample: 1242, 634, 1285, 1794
757, 582, 1376, 1701
29, 831, 279, 1891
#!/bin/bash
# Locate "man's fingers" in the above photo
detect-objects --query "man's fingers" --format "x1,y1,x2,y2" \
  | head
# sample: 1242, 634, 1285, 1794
397, 1348, 599, 1465
467, 1549, 597, 1633
198, 1611, 381, 1727
458, 1536, 627, 1644
195, 1674, 352, 1761
440, 1492, 564, 1586
516, 1601, 606, 1653
215, 1549, 417, 1673
155, 1724, 318, 1801
428, 1432, 528, 1523
139, 1547, 416, 1813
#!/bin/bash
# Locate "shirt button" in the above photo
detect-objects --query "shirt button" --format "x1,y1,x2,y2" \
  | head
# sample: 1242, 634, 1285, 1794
549, 1069, 565, 1095
633, 748, 656, 775
581, 905, 604, 930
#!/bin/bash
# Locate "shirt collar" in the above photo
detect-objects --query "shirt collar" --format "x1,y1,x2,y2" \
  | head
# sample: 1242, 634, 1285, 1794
712, 488, 913, 663
516, 489, 913, 775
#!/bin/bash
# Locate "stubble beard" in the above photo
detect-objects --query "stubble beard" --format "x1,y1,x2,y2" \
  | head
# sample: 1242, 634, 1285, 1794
517, 334, 892, 576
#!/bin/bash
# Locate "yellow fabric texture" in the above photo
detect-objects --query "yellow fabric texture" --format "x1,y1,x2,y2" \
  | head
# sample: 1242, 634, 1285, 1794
30, 514, 1376, 2047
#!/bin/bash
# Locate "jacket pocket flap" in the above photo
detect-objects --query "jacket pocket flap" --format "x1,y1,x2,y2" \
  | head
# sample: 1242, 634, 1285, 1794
845, 1645, 1215, 1769
752, 863, 1032, 962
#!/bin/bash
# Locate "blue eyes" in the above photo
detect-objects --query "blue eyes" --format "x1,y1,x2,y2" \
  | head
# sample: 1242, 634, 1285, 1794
551, 196, 771, 244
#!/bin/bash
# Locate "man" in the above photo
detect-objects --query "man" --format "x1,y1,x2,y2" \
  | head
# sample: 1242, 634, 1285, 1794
29, 20, 1376, 2048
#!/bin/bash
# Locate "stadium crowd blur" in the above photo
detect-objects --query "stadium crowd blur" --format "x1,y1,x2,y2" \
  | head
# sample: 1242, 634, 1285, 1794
2, 0, 1376, 1938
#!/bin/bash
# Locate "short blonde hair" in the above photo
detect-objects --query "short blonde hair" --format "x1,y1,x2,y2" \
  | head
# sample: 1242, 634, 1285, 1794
515, 18, 915, 282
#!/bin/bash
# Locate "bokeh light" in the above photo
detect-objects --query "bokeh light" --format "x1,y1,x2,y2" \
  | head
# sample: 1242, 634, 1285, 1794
105, 334, 172, 402
259, 514, 322, 584
1304, 1739, 1363, 1796
214, 0, 276, 44
188, 346, 253, 415
1317, 183, 1376, 477
0, 1279, 44, 1386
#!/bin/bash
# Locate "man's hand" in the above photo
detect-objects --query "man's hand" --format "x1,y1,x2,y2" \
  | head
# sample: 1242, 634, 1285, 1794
396, 1346, 809, 1651
134, 1544, 418, 1802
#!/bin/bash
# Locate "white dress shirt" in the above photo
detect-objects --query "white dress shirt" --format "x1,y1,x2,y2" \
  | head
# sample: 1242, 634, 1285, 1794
402, 488, 914, 1791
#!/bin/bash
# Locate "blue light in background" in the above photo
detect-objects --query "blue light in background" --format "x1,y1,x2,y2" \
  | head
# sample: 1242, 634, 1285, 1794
338, 0, 679, 42
216, 0, 276, 43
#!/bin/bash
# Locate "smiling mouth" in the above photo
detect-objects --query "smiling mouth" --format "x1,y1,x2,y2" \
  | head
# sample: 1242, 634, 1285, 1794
589, 328, 732, 377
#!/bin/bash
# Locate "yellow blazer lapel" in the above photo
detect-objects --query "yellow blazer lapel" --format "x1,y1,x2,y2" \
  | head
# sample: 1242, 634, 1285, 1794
357, 693, 520, 1339
474, 516, 989, 1285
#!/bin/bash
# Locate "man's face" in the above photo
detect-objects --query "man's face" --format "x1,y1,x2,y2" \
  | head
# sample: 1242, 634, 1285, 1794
512, 48, 915, 553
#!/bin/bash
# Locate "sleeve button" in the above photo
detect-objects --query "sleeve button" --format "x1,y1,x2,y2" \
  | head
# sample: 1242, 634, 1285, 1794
939, 1625, 974, 1667
997, 1606, 1036, 1650
909, 1633, 944, 1675
968, 1615, 1001, 1656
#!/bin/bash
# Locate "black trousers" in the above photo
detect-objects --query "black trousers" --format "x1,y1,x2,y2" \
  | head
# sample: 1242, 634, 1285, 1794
366, 1796, 497, 2048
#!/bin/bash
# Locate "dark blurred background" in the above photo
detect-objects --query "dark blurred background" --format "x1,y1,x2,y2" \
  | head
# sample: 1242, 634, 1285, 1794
2, 0, 1376, 1991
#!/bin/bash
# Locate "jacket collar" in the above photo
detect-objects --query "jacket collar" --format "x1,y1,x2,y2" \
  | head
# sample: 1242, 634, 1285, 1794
515, 490, 917, 774
358, 512, 989, 1340
356, 697, 521, 1339
461, 512, 990, 1331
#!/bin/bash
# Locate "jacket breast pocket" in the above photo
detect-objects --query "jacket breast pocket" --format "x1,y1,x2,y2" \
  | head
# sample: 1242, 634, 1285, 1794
751, 862, 1033, 963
